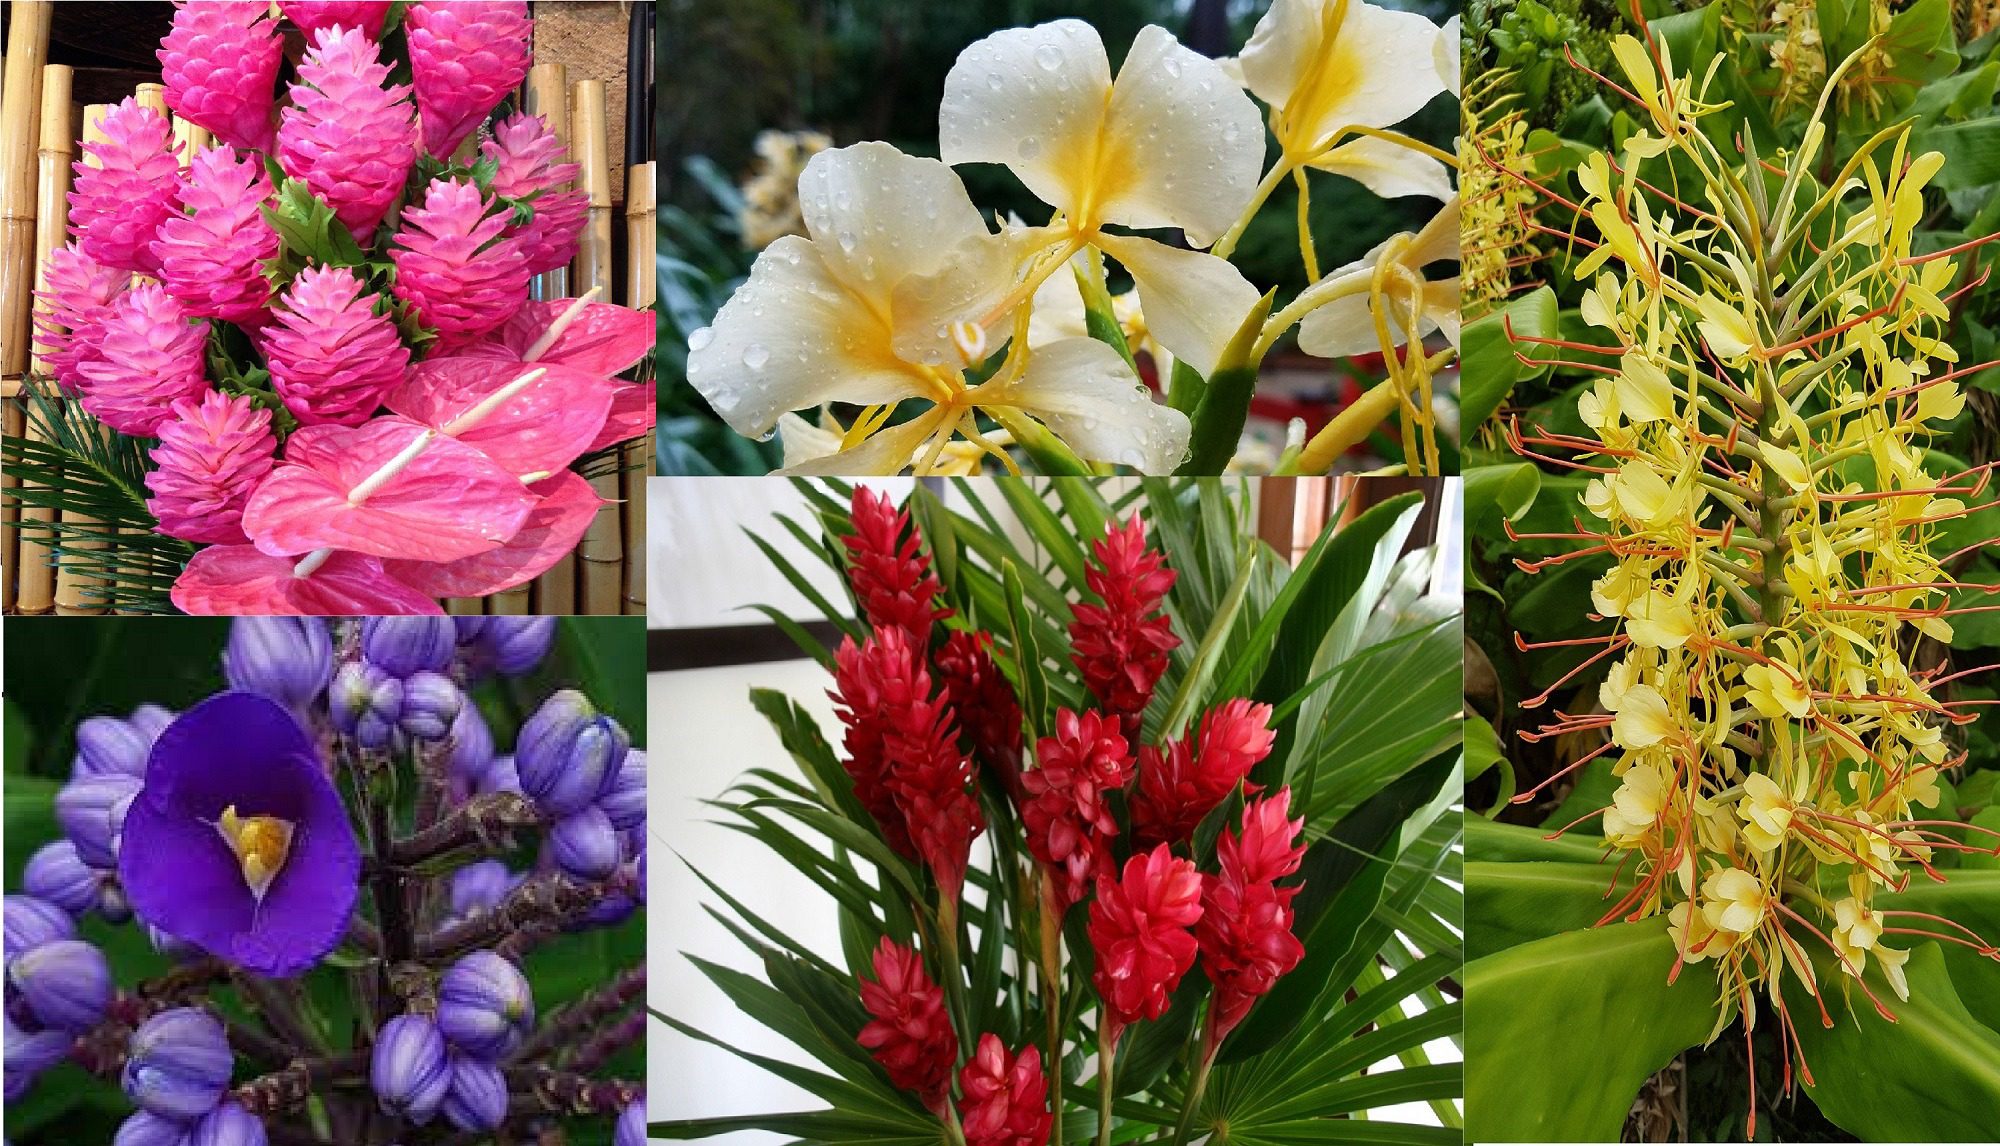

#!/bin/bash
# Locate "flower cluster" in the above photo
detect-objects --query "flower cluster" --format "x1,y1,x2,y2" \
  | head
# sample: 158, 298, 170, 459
31, 1, 654, 615
686, 0, 1460, 475
1504, 27, 2000, 1123
3, 617, 645, 1141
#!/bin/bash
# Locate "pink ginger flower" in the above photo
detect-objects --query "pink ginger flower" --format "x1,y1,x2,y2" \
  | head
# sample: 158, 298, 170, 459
1022, 708, 1132, 912
480, 112, 589, 275
75, 285, 210, 437
277, 26, 417, 242
1070, 517, 1181, 738
1088, 844, 1204, 1044
957, 1035, 1054, 1146
280, 0, 392, 39
32, 243, 128, 392
152, 145, 278, 326
1132, 698, 1277, 848
262, 264, 410, 427
68, 98, 181, 277
1198, 791, 1306, 1044
1215, 789, 1306, 887
158, 1, 282, 153
856, 937, 955, 1114
144, 390, 277, 544
404, 1, 532, 157
842, 486, 950, 644
389, 178, 529, 345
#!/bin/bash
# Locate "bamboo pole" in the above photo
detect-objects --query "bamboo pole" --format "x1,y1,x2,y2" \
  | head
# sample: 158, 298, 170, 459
570, 79, 621, 616
621, 159, 653, 617
1, 7, 55, 613
52, 104, 120, 617
15, 63, 74, 616
519, 62, 573, 615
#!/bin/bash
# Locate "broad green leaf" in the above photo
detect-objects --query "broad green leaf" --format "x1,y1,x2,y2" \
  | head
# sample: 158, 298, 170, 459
1464, 860, 1635, 960
1458, 286, 1558, 431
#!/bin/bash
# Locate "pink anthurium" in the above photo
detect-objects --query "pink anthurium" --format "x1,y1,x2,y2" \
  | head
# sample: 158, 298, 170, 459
386, 358, 616, 478
450, 295, 653, 375
385, 470, 601, 597
241, 417, 536, 563
170, 545, 442, 615
589, 379, 657, 452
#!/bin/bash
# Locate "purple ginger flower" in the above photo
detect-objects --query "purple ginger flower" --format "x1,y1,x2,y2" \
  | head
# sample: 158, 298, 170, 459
189, 1100, 269, 1146
73, 704, 175, 778
56, 770, 141, 866
4, 895, 77, 964
599, 747, 646, 831
436, 949, 534, 1059
373, 1012, 451, 1124
442, 1052, 507, 1131
362, 616, 458, 677
399, 671, 463, 741
23, 840, 104, 916
5, 1015, 73, 1101
516, 690, 626, 816
223, 618, 334, 712
549, 806, 621, 881
120, 693, 361, 977
446, 701, 496, 799
9, 937, 112, 1031
448, 861, 520, 923
115, 1110, 193, 1146
458, 616, 557, 677
616, 1097, 646, 1146
331, 661, 404, 750
123, 1008, 234, 1120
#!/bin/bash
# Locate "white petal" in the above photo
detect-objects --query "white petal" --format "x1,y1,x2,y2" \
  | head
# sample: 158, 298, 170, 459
1437, 16, 1463, 98
685, 236, 924, 440
1027, 252, 1091, 348
1097, 25, 1266, 246
1098, 234, 1261, 378
974, 338, 1190, 472
1243, 0, 1444, 152
1313, 134, 1454, 201
1299, 292, 1387, 359
890, 224, 1056, 365
776, 412, 842, 469
1426, 278, 1462, 347
776, 406, 954, 476
1407, 195, 1461, 267
938, 20, 1111, 219
796, 142, 990, 306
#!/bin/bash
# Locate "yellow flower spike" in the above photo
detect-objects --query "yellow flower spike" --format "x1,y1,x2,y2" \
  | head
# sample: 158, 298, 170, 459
1604, 759, 1673, 847
1701, 867, 1770, 937
1610, 684, 1678, 750
1736, 773, 1797, 854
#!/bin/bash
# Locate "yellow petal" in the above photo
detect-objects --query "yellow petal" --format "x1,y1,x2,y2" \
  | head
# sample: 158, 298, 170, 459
1615, 354, 1675, 423
776, 407, 955, 476
1611, 684, 1676, 749
1758, 441, 1813, 492
1695, 293, 1758, 360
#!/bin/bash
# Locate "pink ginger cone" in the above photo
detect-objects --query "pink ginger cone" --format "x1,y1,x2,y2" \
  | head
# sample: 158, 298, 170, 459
68, 99, 182, 277
152, 145, 279, 326
277, 26, 418, 242
158, 1, 282, 153
388, 178, 530, 345
262, 264, 411, 427
32, 243, 129, 393
481, 112, 589, 275
280, 0, 392, 39
144, 389, 278, 544
404, 0, 532, 157
75, 285, 210, 437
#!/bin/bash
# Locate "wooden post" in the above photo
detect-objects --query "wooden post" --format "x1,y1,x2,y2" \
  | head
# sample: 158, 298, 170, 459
1, 5, 55, 614
15, 63, 74, 615
519, 61, 574, 615
621, 159, 653, 617
53, 103, 113, 617
570, 79, 621, 616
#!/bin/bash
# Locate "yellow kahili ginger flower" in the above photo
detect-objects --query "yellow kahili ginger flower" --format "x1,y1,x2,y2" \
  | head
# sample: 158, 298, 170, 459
1460, 69, 1543, 320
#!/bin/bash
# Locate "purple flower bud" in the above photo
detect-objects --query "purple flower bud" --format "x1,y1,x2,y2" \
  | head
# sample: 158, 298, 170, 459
452, 616, 489, 642
436, 950, 534, 1060
449, 861, 519, 921
188, 1100, 267, 1146
478, 754, 521, 797
635, 845, 647, 904
223, 618, 334, 711
516, 691, 626, 816
398, 671, 463, 741
72, 706, 173, 779
362, 617, 458, 678
484, 617, 558, 675
4, 1015, 72, 1101
123, 1008, 234, 1120
148, 923, 203, 961
616, 1097, 646, 1146
550, 806, 622, 881
98, 882, 134, 926
56, 772, 141, 867
331, 662, 404, 750
9, 938, 111, 1032
577, 890, 635, 929
23, 840, 104, 917
4, 895, 77, 966
113, 1111, 190, 1146
447, 702, 496, 788
441, 1052, 507, 1131
599, 747, 646, 831
372, 1013, 451, 1125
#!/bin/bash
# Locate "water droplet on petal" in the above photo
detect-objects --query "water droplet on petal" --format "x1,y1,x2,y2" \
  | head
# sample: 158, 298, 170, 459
689, 327, 714, 352
839, 230, 859, 253
1162, 54, 1184, 78
742, 344, 771, 370
1019, 137, 1042, 160
1035, 44, 1064, 71
987, 72, 1005, 91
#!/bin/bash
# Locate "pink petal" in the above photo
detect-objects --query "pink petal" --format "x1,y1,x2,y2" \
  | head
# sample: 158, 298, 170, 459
242, 418, 536, 562
385, 470, 602, 598
455, 299, 654, 375
385, 358, 615, 477
588, 379, 657, 451
172, 546, 442, 615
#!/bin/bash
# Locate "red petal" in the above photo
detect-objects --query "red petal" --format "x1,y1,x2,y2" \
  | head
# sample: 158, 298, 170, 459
171, 546, 443, 615
387, 359, 616, 477
455, 300, 654, 375
587, 379, 656, 451
242, 419, 536, 562
384, 471, 602, 597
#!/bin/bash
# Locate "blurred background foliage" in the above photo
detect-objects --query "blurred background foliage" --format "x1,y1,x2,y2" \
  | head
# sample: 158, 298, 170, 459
2, 619, 646, 1146
657, 0, 1459, 473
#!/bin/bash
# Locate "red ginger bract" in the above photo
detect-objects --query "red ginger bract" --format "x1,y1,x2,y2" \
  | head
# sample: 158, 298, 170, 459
404, 0, 532, 157
152, 145, 278, 327
277, 25, 417, 242
32, 243, 127, 393
1199, 791, 1306, 1042
1022, 707, 1131, 912
934, 630, 1025, 798
1089, 843, 1204, 1038
1070, 516, 1179, 734
1132, 698, 1276, 847
68, 98, 181, 277
856, 937, 955, 1114
262, 265, 411, 428
843, 486, 950, 644
390, 178, 531, 347
144, 390, 278, 545
481, 112, 589, 276
957, 1034, 1054, 1146
75, 285, 209, 437
158, 0, 282, 154
279, 0, 392, 39
830, 628, 928, 859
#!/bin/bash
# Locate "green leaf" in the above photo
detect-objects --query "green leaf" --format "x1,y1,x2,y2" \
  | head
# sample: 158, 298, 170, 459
1464, 860, 1637, 961
1178, 291, 1278, 475
1912, 118, 2000, 190
1458, 286, 1558, 431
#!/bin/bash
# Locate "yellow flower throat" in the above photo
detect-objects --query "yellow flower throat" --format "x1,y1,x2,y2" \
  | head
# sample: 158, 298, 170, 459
217, 806, 295, 900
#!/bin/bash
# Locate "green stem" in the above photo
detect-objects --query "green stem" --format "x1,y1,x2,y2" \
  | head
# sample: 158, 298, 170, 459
939, 897, 974, 1061
1097, 1022, 1119, 1146
1039, 872, 1065, 1146
1168, 1038, 1219, 1146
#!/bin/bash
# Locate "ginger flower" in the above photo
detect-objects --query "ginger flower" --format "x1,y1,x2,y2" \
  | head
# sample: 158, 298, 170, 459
1088, 843, 1203, 1042
1238, 0, 1446, 171
956, 1035, 1053, 1146
1022, 708, 1132, 911
1132, 698, 1276, 847
856, 937, 955, 1114
842, 486, 949, 645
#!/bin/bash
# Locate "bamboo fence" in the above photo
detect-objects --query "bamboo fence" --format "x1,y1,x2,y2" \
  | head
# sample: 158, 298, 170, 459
0, 2, 654, 617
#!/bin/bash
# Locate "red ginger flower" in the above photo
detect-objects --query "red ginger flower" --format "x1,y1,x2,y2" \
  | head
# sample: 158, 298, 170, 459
856, 937, 955, 1114
1089, 843, 1203, 1040
261, 264, 410, 427
831, 629, 924, 859
75, 285, 210, 437
1216, 789, 1306, 887
389, 178, 530, 346
935, 630, 1024, 800
404, 0, 532, 157
144, 390, 277, 545
844, 486, 950, 644
152, 145, 278, 326
1198, 791, 1306, 1042
1022, 708, 1131, 912
32, 242, 127, 392
68, 98, 181, 277
957, 1034, 1054, 1146
278, 26, 417, 242
1069, 517, 1178, 734
158, 1, 282, 154
481, 112, 589, 275
280, 0, 392, 39
1132, 698, 1276, 847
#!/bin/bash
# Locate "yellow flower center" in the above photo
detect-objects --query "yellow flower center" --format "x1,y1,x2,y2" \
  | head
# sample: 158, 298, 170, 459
217, 805, 295, 900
